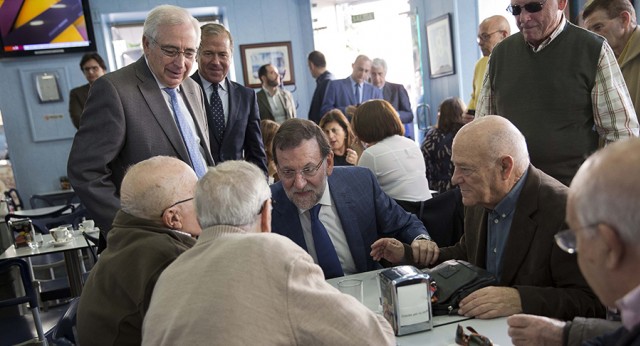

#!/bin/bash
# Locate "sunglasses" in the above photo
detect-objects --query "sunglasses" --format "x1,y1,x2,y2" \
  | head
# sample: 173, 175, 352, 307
506, 0, 547, 16
456, 324, 493, 346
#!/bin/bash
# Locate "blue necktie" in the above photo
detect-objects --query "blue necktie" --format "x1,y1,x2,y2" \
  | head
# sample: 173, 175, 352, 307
309, 204, 344, 279
355, 83, 361, 105
163, 88, 207, 178
210, 83, 226, 139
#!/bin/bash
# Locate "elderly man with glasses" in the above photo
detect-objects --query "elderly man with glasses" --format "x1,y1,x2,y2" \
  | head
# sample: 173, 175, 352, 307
476, 0, 638, 187
68, 5, 214, 252
76, 156, 200, 346
508, 138, 640, 345
268, 118, 436, 279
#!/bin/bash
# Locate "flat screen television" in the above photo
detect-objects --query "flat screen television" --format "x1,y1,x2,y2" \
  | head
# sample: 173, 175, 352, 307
0, 0, 97, 58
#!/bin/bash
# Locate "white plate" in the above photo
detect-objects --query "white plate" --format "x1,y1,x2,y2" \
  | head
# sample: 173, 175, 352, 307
50, 239, 73, 247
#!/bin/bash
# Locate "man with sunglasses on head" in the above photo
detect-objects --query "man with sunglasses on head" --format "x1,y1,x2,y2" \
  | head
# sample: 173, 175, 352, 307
508, 138, 640, 346
269, 118, 436, 280
464, 15, 510, 123
476, 0, 638, 187
77, 156, 200, 346
68, 5, 214, 252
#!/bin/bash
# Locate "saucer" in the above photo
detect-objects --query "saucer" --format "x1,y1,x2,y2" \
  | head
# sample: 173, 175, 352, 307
50, 239, 73, 247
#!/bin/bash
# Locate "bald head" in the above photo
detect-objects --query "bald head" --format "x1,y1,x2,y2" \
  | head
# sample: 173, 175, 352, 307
570, 139, 640, 245
478, 15, 510, 56
351, 54, 372, 84
120, 156, 198, 222
451, 116, 529, 209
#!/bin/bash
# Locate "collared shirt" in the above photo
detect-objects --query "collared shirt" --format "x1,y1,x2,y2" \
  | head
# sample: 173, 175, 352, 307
350, 76, 364, 104
298, 180, 357, 275
617, 283, 640, 331
200, 73, 230, 123
262, 87, 287, 124
476, 15, 639, 143
145, 57, 207, 170
485, 170, 528, 281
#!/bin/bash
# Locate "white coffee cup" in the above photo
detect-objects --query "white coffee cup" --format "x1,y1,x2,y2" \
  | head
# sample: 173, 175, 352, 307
51, 227, 71, 242
81, 219, 95, 231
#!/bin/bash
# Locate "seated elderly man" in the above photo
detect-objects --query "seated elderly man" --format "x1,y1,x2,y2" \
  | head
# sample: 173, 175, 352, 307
142, 161, 394, 345
508, 138, 640, 346
269, 118, 437, 279
374, 116, 605, 320
76, 156, 200, 346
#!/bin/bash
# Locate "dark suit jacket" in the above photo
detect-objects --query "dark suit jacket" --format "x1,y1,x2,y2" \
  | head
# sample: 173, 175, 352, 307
382, 82, 413, 124
320, 77, 383, 116
308, 70, 334, 124
69, 83, 90, 129
68, 57, 213, 239
256, 88, 296, 122
191, 73, 267, 173
270, 166, 428, 274
437, 165, 605, 320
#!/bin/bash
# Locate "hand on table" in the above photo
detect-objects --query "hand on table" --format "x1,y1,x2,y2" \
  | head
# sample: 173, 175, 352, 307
345, 148, 359, 165
458, 286, 522, 319
507, 314, 565, 346
410, 239, 439, 267
370, 238, 405, 264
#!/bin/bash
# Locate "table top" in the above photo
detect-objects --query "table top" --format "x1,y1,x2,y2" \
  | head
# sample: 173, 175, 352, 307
327, 269, 511, 345
12, 203, 79, 217
0, 233, 90, 259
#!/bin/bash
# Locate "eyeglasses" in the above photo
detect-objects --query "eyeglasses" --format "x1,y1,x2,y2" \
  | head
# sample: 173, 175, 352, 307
477, 31, 502, 43
456, 324, 493, 346
506, 0, 547, 15
277, 158, 325, 180
148, 36, 196, 60
82, 66, 101, 73
160, 197, 194, 217
554, 223, 600, 254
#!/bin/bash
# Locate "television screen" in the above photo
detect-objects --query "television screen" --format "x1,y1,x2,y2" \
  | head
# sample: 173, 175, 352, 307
0, 0, 97, 58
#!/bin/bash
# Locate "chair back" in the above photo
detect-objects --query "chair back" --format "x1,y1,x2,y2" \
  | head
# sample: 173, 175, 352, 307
51, 297, 80, 345
29, 191, 80, 209
30, 206, 87, 234
5, 204, 76, 234
4, 188, 24, 211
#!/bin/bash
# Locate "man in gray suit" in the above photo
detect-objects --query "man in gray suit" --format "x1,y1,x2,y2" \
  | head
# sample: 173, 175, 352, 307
256, 63, 296, 124
67, 5, 213, 250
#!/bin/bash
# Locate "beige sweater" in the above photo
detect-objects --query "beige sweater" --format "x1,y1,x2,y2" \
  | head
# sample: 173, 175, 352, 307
142, 225, 395, 345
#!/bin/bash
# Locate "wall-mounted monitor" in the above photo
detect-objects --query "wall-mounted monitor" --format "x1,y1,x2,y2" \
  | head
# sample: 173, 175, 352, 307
0, 0, 97, 58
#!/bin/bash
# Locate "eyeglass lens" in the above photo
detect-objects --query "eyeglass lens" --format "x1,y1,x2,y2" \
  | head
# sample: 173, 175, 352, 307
507, 1, 545, 16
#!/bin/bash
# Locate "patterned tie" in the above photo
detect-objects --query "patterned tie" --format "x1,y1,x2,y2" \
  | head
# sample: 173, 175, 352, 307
309, 204, 344, 279
163, 88, 207, 178
209, 83, 226, 139
355, 83, 361, 105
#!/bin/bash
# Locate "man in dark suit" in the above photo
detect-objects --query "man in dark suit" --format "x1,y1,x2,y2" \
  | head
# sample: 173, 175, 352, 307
69, 52, 106, 129
370, 58, 414, 138
320, 55, 382, 118
67, 5, 213, 250
269, 118, 437, 279
428, 116, 603, 320
191, 23, 267, 173
307, 50, 334, 124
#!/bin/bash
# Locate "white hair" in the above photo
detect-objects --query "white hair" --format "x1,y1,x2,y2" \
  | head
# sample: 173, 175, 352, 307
143, 5, 200, 43
196, 161, 270, 229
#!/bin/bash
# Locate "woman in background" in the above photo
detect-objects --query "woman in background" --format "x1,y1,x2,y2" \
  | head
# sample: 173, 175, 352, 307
421, 97, 465, 193
319, 109, 364, 166
351, 99, 432, 204
260, 119, 280, 184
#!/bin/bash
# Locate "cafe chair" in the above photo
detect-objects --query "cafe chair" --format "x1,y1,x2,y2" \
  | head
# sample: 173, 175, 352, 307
82, 231, 99, 263
50, 297, 80, 345
4, 204, 76, 234
30, 191, 80, 209
4, 187, 24, 211
0, 258, 48, 345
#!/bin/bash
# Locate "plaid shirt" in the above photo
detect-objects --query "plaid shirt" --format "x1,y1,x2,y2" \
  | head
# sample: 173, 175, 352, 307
477, 16, 639, 143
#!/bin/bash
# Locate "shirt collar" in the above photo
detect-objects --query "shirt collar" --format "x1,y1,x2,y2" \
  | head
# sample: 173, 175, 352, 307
491, 169, 529, 217
349, 76, 362, 87
527, 14, 567, 52
616, 283, 640, 330
144, 56, 181, 92
199, 73, 227, 93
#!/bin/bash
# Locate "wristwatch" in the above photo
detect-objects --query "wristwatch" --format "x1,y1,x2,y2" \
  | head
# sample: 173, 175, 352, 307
414, 234, 432, 242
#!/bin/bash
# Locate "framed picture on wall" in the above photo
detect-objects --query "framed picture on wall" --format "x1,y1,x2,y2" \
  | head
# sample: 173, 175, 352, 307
239, 41, 295, 88
425, 13, 455, 78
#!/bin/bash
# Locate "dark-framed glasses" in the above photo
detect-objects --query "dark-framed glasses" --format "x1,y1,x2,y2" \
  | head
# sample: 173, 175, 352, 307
477, 31, 502, 43
455, 324, 493, 346
148, 36, 196, 59
506, 0, 547, 15
160, 197, 194, 217
277, 158, 325, 180
554, 223, 600, 254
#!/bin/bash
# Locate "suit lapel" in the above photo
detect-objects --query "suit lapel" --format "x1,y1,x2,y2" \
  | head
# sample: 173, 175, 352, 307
343, 79, 357, 105
499, 167, 540, 285
256, 90, 273, 120
271, 185, 307, 250
181, 80, 213, 165
135, 59, 190, 163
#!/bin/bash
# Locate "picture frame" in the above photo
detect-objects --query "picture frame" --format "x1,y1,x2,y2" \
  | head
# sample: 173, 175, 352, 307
239, 41, 295, 88
425, 13, 455, 78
